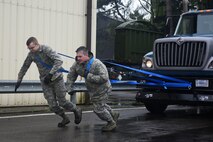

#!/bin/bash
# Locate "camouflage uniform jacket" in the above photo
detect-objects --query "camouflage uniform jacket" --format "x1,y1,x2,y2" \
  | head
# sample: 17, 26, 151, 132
17, 45, 63, 82
67, 58, 112, 96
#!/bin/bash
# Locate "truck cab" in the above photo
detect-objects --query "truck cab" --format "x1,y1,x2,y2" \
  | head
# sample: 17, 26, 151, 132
137, 9, 213, 113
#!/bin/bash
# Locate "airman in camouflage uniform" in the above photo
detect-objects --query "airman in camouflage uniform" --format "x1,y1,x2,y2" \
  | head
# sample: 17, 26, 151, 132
67, 46, 120, 132
15, 37, 82, 128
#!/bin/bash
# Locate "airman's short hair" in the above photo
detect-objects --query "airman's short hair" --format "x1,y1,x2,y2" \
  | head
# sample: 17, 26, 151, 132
76, 46, 89, 55
26, 37, 38, 46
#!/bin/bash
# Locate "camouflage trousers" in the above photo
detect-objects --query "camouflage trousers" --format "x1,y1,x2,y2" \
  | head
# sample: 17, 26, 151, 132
91, 92, 114, 122
41, 77, 76, 115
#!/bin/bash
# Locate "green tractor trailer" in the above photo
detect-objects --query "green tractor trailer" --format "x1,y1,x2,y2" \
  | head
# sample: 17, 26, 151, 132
114, 21, 164, 65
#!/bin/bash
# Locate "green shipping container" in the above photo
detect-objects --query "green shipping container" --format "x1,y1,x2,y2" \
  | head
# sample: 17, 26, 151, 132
115, 21, 163, 65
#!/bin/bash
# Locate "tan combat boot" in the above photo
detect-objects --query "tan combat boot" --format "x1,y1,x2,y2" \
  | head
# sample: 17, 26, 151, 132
58, 113, 70, 128
101, 120, 117, 132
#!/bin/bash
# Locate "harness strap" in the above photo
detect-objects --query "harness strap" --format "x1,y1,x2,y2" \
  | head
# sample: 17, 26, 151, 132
35, 55, 69, 73
86, 57, 94, 72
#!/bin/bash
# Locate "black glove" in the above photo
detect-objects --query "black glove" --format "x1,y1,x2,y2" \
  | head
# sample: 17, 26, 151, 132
15, 80, 22, 92
44, 73, 53, 84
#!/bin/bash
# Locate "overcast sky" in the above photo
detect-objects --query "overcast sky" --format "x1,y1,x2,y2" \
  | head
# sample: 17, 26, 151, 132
122, 0, 141, 12
122, 0, 151, 19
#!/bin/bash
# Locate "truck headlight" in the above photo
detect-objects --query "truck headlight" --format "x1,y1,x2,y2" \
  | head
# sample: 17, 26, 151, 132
145, 60, 153, 68
142, 59, 153, 68
141, 51, 153, 69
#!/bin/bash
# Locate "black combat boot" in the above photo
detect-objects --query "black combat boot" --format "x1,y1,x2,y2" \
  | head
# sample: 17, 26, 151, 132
58, 113, 70, 128
74, 108, 82, 124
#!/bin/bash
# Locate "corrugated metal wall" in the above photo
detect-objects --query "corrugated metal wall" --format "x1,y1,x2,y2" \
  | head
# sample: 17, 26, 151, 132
0, 0, 97, 106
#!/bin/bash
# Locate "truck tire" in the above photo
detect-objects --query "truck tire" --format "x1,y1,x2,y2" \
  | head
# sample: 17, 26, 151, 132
144, 102, 168, 114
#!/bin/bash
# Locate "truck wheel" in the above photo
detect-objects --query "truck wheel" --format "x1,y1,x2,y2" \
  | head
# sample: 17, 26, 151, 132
144, 102, 168, 114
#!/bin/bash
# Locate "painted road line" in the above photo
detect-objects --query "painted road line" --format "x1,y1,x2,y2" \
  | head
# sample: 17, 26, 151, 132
0, 107, 145, 119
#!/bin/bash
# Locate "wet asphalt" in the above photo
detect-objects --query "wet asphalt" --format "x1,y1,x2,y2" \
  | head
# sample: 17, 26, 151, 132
0, 91, 213, 142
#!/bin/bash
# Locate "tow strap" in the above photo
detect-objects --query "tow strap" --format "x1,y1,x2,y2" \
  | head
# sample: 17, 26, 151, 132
35, 53, 192, 90
103, 61, 192, 89
35, 54, 94, 74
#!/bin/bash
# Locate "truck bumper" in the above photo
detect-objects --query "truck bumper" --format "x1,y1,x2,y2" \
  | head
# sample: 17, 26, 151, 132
136, 90, 213, 106
135, 69, 213, 105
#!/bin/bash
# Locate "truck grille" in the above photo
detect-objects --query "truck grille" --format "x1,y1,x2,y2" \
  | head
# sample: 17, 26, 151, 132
155, 42, 206, 67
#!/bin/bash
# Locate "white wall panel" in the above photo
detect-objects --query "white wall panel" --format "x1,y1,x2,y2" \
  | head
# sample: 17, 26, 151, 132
91, 0, 97, 55
0, 0, 97, 106
0, 2, 3, 79
10, 3, 17, 79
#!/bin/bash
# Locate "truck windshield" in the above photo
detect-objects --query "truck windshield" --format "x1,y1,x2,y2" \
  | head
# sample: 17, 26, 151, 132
174, 13, 213, 36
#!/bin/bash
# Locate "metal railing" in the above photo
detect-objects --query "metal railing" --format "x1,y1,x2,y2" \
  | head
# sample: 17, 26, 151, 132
0, 80, 140, 94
